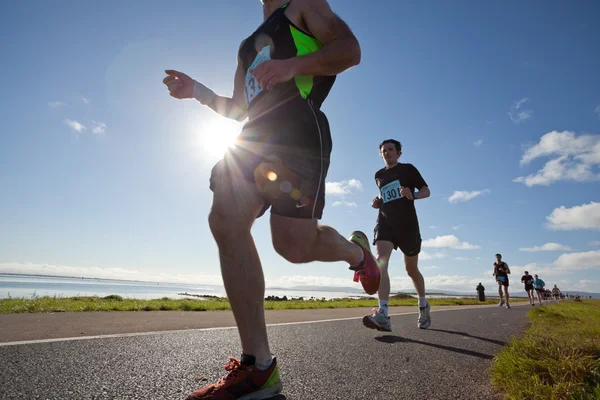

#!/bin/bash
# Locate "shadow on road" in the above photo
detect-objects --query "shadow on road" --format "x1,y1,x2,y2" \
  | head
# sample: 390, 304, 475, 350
425, 328, 506, 346
374, 335, 494, 360
267, 395, 287, 400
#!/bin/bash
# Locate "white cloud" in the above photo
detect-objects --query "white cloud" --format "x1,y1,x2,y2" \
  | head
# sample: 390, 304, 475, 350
452, 225, 460, 230
423, 266, 440, 270
455, 257, 469, 261
590, 240, 600, 246
81, 96, 91, 105
552, 250, 600, 270
326, 179, 363, 196
546, 202, 600, 231
448, 190, 490, 203
64, 119, 86, 133
475, 257, 481, 260
474, 139, 483, 147
595, 105, 600, 118
515, 131, 600, 186
48, 101, 66, 108
422, 235, 480, 250
519, 242, 572, 252
429, 225, 437, 229
420, 251, 446, 261
508, 97, 533, 123
332, 201, 357, 208
92, 121, 107, 135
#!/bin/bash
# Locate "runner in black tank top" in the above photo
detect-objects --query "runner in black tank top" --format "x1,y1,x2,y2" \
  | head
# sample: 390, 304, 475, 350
493, 253, 511, 308
163, 2, 380, 399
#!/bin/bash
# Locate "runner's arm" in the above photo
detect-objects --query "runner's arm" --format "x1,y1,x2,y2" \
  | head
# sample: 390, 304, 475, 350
415, 186, 430, 200
291, 0, 361, 76
203, 43, 247, 121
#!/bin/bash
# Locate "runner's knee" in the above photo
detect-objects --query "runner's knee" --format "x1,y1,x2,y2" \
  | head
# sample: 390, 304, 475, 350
208, 207, 253, 244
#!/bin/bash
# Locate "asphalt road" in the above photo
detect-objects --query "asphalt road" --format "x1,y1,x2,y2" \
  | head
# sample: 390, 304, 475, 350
0, 304, 529, 400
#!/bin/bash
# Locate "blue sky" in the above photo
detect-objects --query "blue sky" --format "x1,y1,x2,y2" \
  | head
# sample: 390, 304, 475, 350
1, 0, 599, 294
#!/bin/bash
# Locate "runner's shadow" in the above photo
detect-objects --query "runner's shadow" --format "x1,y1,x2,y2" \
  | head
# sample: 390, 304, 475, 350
267, 395, 287, 400
425, 328, 506, 346
375, 335, 493, 360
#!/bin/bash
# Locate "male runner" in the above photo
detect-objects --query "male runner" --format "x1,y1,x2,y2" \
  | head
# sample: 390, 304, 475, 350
493, 253, 511, 309
552, 284, 562, 303
163, 1, 379, 399
533, 274, 545, 305
521, 270, 535, 306
362, 139, 431, 332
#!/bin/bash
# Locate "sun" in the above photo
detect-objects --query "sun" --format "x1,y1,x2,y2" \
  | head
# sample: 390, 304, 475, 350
199, 117, 242, 159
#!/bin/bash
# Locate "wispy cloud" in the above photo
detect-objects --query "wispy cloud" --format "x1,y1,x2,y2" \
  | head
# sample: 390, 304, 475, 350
64, 119, 87, 133
420, 251, 446, 261
455, 257, 469, 261
326, 179, 363, 196
595, 105, 600, 118
473, 139, 483, 147
422, 235, 480, 250
429, 225, 437, 229
448, 189, 490, 203
514, 131, 600, 187
452, 225, 460, 230
81, 96, 91, 105
546, 202, 600, 231
519, 242, 572, 252
332, 200, 357, 208
0, 262, 224, 286
92, 121, 107, 135
591, 240, 600, 246
508, 97, 533, 124
423, 266, 440, 270
48, 101, 66, 108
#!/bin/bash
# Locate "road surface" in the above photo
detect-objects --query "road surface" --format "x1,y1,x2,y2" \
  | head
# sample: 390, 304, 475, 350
0, 303, 529, 399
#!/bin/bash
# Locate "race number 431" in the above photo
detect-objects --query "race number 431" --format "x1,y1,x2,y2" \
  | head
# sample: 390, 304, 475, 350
381, 180, 402, 203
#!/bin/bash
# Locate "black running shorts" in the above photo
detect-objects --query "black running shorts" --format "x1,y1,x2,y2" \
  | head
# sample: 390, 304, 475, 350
209, 99, 332, 219
373, 221, 421, 257
525, 284, 534, 291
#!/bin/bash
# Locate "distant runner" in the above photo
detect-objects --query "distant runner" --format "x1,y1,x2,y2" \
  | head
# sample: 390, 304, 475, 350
521, 270, 535, 306
493, 253, 511, 309
552, 284, 562, 304
533, 274, 545, 305
362, 139, 431, 332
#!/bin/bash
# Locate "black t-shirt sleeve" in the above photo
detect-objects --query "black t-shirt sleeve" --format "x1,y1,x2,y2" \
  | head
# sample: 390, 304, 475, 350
410, 164, 427, 189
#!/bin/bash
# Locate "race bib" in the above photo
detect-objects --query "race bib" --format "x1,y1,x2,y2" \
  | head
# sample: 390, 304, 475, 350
497, 276, 506, 283
245, 46, 271, 105
380, 180, 402, 203
527, 279, 534, 285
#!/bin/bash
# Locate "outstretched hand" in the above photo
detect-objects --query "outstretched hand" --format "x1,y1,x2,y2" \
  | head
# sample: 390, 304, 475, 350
163, 70, 194, 99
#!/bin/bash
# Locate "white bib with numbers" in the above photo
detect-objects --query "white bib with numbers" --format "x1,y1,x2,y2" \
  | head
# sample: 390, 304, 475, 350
245, 46, 271, 106
380, 180, 402, 203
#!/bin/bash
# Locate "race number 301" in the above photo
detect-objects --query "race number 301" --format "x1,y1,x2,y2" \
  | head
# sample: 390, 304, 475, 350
381, 180, 402, 203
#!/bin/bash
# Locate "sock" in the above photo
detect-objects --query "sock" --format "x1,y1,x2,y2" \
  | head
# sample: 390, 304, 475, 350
255, 356, 274, 371
379, 300, 389, 317
418, 296, 427, 308
351, 247, 365, 268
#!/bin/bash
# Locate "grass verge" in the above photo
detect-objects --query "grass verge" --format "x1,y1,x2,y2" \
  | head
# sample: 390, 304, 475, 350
0, 294, 502, 313
490, 299, 600, 400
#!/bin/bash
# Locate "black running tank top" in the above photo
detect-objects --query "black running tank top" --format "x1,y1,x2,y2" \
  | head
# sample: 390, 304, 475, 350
238, 2, 336, 119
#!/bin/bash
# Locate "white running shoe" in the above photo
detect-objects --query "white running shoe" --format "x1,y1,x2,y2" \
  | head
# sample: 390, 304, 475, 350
362, 308, 392, 332
418, 302, 431, 329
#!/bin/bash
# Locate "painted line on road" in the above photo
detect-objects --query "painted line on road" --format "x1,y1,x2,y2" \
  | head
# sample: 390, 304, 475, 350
0, 303, 525, 347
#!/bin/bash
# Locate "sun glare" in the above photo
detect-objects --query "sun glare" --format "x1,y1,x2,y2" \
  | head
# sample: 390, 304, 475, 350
199, 117, 242, 159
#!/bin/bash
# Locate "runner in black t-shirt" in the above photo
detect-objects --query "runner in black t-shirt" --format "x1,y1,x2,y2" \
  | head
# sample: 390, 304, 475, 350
521, 270, 535, 306
363, 139, 431, 332
493, 253, 511, 308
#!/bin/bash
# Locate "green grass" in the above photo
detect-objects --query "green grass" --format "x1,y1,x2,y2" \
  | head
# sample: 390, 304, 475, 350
490, 300, 600, 400
0, 294, 502, 313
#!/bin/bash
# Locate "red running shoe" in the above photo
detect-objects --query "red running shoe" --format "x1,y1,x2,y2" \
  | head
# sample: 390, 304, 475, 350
348, 231, 380, 295
185, 356, 282, 400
